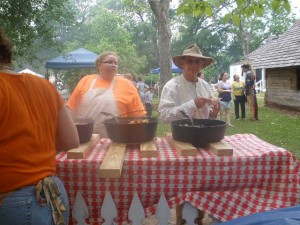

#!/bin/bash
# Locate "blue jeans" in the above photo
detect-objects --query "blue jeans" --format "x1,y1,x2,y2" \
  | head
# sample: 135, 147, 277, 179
0, 176, 69, 225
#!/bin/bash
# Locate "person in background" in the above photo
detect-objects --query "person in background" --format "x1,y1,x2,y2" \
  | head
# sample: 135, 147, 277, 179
232, 74, 246, 120
242, 63, 258, 120
154, 80, 160, 97
0, 27, 79, 225
124, 72, 138, 88
240, 69, 246, 83
136, 76, 149, 104
158, 43, 219, 225
131, 73, 137, 87
197, 71, 205, 80
216, 72, 234, 127
67, 51, 146, 137
144, 86, 154, 116
124, 72, 133, 80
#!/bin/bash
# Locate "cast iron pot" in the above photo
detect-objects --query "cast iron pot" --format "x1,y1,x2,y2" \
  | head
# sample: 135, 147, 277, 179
103, 116, 158, 143
171, 119, 227, 147
73, 117, 94, 144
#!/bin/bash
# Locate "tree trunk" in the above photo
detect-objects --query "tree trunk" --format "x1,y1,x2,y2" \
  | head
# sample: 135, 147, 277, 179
148, 0, 172, 86
239, 22, 251, 56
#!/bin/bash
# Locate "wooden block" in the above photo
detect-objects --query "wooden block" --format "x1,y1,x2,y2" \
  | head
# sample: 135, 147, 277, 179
67, 134, 99, 159
140, 141, 158, 158
99, 143, 126, 178
166, 136, 198, 156
164, 132, 172, 138
209, 141, 233, 156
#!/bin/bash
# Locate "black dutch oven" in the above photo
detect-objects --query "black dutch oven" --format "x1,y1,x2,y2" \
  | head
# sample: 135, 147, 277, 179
103, 116, 158, 143
171, 119, 227, 147
73, 117, 94, 144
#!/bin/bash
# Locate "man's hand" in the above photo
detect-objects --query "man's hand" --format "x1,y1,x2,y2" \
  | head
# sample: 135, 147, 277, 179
194, 97, 212, 108
209, 102, 221, 119
210, 97, 220, 105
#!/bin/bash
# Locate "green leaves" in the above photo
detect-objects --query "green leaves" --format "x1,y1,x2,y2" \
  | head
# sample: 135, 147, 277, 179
254, 4, 264, 16
271, 0, 281, 12
270, 0, 291, 13
177, 0, 292, 26
283, 0, 291, 12
0, 0, 75, 63
223, 13, 240, 26
223, 13, 232, 23
232, 14, 240, 26
177, 0, 213, 17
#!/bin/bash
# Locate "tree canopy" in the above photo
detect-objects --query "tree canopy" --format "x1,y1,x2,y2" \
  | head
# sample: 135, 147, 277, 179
177, 0, 291, 26
1, 0, 297, 87
0, 0, 75, 64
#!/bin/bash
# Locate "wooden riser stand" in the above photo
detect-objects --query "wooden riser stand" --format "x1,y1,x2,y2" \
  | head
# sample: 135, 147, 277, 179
67, 134, 100, 159
165, 132, 233, 157
99, 140, 158, 178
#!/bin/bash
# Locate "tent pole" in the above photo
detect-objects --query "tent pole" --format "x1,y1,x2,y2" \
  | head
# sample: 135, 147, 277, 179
158, 74, 161, 98
54, 69, 58, 88
46, 69, 49, 80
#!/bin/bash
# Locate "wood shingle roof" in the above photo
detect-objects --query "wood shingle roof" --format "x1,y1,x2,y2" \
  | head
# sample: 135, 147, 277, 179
245, 20, 300, 69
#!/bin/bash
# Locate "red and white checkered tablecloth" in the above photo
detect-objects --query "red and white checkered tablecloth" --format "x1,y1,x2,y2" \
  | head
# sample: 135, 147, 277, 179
56, 134, 300, 224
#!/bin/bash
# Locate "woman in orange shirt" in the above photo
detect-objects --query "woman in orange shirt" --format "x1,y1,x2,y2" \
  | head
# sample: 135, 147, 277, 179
0, 27, 79, 225
67, 51, 146, 137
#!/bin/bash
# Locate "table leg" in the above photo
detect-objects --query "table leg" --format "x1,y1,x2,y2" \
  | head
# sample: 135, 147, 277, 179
176, 204, 205, 225
176, 204, 184, 225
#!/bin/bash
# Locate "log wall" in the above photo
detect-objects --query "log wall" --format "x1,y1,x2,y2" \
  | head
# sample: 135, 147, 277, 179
265, 67, 300, 112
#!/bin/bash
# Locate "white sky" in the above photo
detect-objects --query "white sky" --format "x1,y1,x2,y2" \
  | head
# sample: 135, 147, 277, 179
291, 0, 300, 18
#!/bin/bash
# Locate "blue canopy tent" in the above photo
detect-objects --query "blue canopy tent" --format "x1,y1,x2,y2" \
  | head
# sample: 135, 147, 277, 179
45, 48, 98, 70
45, 48, 98, 101
45, 47, 98, 79
150, 61, 182, 74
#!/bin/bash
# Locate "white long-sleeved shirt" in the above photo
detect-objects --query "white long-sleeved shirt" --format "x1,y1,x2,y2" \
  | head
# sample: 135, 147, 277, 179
158, 75, 213, 123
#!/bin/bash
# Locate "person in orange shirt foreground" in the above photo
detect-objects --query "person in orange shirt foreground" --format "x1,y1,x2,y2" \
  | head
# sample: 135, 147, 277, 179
0, 27, 79, 225
67, 51, 146, 137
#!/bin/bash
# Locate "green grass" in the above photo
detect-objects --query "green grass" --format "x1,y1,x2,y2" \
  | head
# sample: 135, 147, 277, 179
153, 93, 300, 159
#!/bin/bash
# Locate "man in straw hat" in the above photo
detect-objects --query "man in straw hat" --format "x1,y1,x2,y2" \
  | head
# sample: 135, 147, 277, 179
158, 44, 220, 225
159, 44, 220, 122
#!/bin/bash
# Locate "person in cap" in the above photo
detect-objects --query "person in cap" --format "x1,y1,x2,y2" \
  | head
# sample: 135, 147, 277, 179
241, 63, 258, 120
158, 44, 219, 123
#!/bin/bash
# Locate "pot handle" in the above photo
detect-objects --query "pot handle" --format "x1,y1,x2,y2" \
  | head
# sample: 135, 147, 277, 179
179, 110, 194, 127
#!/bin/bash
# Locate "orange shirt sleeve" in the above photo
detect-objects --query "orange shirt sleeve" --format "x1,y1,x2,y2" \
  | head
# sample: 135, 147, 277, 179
67, 75, 97, 111
114, 77, 146, 116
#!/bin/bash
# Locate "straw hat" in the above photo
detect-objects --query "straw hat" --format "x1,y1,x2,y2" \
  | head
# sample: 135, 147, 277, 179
241, 62, 251, 69
173, 44, 213, 69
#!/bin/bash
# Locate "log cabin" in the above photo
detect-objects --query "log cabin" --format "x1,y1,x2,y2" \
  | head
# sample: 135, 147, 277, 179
230, 20, 300, 112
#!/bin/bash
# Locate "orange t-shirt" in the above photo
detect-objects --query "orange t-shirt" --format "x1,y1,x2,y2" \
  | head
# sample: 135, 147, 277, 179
0, 72, 63, 193
67, 75, 146, 116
